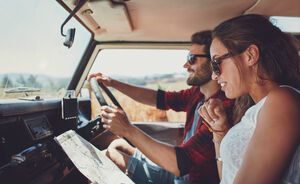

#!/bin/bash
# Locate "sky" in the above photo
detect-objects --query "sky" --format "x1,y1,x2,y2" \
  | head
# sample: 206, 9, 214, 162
270, 16, 300, 33
1, 1, 299, 78
0, 0, 91, 78
0, 0, 188, 79
90, 49, 188, 77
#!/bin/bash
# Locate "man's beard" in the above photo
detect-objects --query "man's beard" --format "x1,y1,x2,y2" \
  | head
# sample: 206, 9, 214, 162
187, 62, 212, 86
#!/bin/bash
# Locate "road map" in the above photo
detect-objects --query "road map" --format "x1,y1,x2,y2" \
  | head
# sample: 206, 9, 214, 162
55, 130, 134, 184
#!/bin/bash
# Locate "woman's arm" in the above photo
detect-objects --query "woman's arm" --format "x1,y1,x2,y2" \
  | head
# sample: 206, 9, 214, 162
234, 88, 300, 184
212, 133, 225, 180
198, 98, 230, 180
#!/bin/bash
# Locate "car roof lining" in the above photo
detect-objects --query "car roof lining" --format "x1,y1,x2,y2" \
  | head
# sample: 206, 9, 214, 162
59, 0, 300, 43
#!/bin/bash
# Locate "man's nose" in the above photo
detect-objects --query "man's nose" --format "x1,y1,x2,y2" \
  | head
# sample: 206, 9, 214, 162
183, 60, 189, 68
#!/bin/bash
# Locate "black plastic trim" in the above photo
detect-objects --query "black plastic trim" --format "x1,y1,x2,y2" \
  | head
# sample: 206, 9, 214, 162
0, 99, 61, 117
67, 39, 97, 90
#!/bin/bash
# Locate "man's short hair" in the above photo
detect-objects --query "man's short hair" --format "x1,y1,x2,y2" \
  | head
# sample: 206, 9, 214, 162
191, 30, 212, 58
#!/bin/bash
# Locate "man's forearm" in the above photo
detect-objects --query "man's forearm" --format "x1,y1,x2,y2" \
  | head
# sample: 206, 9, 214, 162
110, 79, 157, 107
124, 125, 181, 176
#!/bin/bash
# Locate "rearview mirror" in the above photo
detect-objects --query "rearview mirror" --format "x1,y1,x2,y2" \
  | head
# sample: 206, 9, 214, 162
63, 28, 76, 48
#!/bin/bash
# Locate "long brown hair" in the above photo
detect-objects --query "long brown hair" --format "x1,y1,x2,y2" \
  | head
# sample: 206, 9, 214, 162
232, 94, 254, 124
212, 14, 300, 123
213, 14, 300, 89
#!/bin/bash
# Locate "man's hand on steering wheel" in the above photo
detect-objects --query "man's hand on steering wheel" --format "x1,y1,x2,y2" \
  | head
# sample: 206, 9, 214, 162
88, 74, 123, 109
88, 73, 113, 87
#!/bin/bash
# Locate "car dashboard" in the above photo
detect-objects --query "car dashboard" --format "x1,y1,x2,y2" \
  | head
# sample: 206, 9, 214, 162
0, 97, 99, 184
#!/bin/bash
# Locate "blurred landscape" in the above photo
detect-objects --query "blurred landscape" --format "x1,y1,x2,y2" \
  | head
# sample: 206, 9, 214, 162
0, 72, 188, 123
0, 73, 69, 90
111, 73, 189, 122
111, 90, 187, 123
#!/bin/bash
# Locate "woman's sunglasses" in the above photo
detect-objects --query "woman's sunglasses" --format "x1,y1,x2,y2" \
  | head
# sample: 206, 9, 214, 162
210, 53, 233, 76
187, 54, 210, 65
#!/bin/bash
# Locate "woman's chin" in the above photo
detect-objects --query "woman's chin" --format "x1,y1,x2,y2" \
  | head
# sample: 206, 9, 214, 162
224, 90, 238, 99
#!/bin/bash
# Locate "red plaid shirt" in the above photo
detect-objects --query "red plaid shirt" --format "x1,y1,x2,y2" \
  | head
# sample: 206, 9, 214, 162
157, 87, 234, 183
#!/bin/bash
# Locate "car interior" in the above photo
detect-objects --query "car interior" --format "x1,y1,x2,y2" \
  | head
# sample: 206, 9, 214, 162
1, 0, 300, 183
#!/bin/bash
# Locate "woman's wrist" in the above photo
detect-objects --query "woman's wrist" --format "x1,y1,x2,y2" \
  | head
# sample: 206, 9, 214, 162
212, 131, 227, 143
212, 137, 222, 144
212, 127, 229, 134
202, 120, 230, 135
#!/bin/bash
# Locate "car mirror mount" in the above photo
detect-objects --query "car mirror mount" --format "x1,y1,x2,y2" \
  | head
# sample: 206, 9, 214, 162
60, 0, 87, 48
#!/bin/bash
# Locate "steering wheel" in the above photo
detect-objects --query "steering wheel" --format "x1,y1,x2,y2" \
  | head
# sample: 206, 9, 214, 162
89, 77, 134, 146
89, 77, 123, 110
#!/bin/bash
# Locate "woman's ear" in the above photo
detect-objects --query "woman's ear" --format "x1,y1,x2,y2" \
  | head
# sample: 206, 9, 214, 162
245, 44, 259, 66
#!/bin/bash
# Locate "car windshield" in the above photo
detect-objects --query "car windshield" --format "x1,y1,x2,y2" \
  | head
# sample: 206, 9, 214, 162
88, 49, 189, 122
0, 0, 91, 100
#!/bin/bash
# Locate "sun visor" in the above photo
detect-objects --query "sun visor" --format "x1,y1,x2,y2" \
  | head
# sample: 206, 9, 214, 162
85, 0, 133, 34
62, 0, 133, 35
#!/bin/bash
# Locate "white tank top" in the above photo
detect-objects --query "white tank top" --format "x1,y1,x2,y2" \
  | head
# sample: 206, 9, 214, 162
220, 86, 300, 184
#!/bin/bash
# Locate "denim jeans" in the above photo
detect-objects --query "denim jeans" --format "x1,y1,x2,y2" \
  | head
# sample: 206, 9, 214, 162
126, 148, 176, 184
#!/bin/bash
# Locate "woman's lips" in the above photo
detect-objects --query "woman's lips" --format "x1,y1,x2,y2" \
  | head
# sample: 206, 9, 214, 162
219, 81, 226, 90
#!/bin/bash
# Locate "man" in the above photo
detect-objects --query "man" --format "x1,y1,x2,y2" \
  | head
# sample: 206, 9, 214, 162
89, 31, 234, 184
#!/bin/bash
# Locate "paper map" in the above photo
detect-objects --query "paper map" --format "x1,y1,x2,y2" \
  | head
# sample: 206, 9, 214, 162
55, 130, 134, 184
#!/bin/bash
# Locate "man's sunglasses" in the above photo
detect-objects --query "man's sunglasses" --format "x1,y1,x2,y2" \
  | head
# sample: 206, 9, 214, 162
210, 52, 233, 76
187, 54, 210, 65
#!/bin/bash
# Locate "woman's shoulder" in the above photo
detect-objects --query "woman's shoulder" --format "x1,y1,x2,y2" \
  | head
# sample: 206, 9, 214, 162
253, 86, 300, 140
267, 86, 300, 106
261, 86, 300, 124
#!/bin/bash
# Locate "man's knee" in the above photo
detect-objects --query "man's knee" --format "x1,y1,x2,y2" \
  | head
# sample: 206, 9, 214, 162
108, 138, 135, 156
106, 147, 130, 172
106, 147, 119, 161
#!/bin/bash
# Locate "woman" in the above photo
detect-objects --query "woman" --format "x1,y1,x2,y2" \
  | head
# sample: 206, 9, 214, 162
199, 14, 300, 184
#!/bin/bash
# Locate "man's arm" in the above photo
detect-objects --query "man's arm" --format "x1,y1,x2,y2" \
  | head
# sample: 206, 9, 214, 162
100, 105, 181, 176
126, 125, 181, 176
88, 73, 157, 107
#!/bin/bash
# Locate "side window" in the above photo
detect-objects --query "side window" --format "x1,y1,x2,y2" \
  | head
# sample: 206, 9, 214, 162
89, 49, 189, 122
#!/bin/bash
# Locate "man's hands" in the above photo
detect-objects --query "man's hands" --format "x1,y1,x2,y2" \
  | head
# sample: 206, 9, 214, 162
198, 98, 230, 135
88, 73, 113, 87
100, 105, 132, 138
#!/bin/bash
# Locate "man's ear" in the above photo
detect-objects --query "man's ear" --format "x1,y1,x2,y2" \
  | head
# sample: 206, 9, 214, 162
245, 44, 259, 67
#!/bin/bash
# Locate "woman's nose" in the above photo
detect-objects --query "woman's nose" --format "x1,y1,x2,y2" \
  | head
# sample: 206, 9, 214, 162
211, 72, 218, 80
